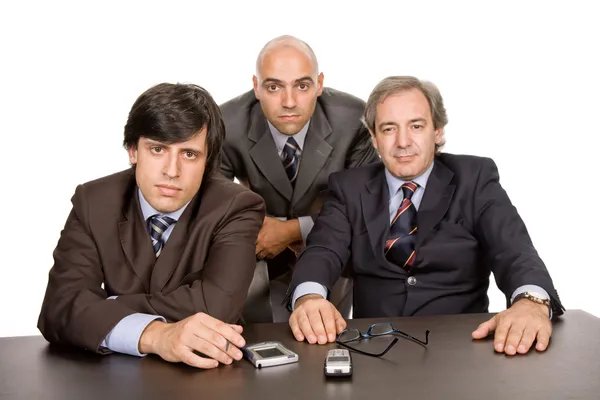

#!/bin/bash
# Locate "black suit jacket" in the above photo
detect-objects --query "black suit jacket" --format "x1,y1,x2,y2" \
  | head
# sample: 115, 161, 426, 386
288, 154, 564, 318
38, 169, 265, 353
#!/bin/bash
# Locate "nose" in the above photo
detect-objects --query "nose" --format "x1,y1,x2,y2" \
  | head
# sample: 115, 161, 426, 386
395, 129, 411, 148
163, 152, 180, 179
281, 87, 297, 109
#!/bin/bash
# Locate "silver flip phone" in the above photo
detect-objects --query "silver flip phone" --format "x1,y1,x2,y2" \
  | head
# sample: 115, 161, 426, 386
324, 349, 352, 377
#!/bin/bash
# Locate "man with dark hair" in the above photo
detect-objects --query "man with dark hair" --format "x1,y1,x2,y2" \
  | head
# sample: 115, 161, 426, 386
287, 76, 563, 356
220, 35, 379, 322
38, 83, 266, 369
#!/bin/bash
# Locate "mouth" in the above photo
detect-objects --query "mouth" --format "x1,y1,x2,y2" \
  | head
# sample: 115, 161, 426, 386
278, 115, 301, 121
394, 155, 417, 162
156, 184, 181, 197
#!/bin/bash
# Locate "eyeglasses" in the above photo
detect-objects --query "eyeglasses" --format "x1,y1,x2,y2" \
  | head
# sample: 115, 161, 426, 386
336, 322, 430, 357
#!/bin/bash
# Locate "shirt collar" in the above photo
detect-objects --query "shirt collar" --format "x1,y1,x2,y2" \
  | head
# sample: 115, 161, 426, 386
138, 188, 189, 222
384, 160, 435, 199
267, 120, 310, 154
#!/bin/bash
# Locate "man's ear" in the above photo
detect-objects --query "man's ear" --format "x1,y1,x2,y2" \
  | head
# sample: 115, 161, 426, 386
434, 128, 444, 144
316, 72, 324, 96
252, 75, 260, 99
127, 146, 138, 165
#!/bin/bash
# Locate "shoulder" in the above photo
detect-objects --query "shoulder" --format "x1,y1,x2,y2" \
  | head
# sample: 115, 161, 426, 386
219, 90, 257, 120
200, 175, 265, 212
329, 161, 384, 187
75, 169, 135, 205
436, 153, 498, 175
318, 87, 366, 117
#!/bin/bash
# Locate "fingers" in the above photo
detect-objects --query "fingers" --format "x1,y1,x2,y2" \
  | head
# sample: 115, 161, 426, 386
502, 321, 525, 355
289, 312, 305, 342
180, 348, 219, 369
472, 315, 497, 339
516, 324, 538, 354
297, 310, 317, 344
493, 317, 511, 353
198, 313, 245, 349
187, 314, 244, 364
307, 305, 332, 344
319, 305, 339, 342
187, 333, 235, 365
333, 309, 347, 334
228, 324, 244, 334
535, 324, 552, 352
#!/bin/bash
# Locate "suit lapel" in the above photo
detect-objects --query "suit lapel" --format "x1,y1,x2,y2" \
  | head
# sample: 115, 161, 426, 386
248, 103, 293, 201
118, 188, 156, 292
361, 165, 399, 273
292, 103, 333, 206
415, 159, 456, 253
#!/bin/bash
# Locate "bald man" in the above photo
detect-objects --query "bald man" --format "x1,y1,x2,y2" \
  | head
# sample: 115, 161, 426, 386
220, 35, 379, 322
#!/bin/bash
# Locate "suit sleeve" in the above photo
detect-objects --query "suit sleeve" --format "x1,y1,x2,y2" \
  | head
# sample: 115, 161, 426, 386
114, 191, 266, 324
37, 185, 139, 353
345, 125, 380, 168
473, 158, 564, 316
286, 173, 352, 301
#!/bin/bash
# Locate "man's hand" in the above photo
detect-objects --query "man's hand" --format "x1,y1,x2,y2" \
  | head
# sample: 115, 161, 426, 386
139, 312, 246, 369
472, 299, 551, 355
256, 217, 301, 259
289, 294, 347, 345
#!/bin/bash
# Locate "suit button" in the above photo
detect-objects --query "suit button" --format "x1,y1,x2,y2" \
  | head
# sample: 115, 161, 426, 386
407, 276, 417, 286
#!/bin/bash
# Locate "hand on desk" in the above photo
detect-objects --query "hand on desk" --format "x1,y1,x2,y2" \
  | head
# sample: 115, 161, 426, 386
139, 312, 246, 368
256, 217, 300, 259
472, 299, 551, 355
289, 295, 347, 344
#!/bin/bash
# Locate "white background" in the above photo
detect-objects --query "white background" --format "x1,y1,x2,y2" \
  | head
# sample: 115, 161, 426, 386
0, 1, 598, 337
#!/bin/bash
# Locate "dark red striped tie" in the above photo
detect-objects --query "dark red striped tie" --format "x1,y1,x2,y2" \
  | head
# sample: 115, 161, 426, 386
385, 181, 418, 269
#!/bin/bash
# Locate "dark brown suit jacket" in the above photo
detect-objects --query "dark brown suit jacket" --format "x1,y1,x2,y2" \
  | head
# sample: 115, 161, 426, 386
288, 154, 564, 318
38, 169, 265, 353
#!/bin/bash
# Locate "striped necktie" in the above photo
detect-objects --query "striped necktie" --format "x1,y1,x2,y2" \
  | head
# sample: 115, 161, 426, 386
281, 137, 301, 185
148, 215, 176, 257
385, 181, 418, 269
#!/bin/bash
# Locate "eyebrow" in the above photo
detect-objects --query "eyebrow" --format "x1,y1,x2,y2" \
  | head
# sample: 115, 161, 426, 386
143, 139, 203, 154
378, 121, 398, 130
261, 76, 315, 85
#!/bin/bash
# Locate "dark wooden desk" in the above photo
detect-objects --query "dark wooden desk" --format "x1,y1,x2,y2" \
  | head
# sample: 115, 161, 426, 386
1, 310, 599, 400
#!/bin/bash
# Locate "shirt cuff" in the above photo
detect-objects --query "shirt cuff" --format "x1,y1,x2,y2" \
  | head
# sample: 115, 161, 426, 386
292, 282, 327, 310
100, 313, 166, 357
510, 284, 552, 319
297, 216, 315, 244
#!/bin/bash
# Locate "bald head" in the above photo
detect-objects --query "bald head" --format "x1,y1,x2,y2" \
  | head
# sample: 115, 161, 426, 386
255, 35, 319, 78
252, 35, 324, 136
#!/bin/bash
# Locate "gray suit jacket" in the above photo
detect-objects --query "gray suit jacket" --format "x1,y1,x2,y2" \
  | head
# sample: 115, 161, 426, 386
219, 87, 379, 322
219, 87, 379, 220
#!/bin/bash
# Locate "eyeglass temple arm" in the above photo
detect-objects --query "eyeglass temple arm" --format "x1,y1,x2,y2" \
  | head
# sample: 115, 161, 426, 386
397, 329, 430, 346
337, 338, 399, 357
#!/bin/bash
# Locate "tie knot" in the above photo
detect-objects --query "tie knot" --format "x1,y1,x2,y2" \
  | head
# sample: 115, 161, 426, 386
283, 137, 300, 158
401, 182, 418, 200
148, 214, 176, 235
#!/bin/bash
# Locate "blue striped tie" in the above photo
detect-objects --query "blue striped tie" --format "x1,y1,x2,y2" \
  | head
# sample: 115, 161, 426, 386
281, 137, 301, 185
148, 215, 176, 257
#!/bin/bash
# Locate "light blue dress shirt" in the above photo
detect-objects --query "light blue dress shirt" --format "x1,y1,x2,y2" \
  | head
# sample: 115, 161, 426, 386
267, 120, 314, 243
99, 189, 190, 356
292, 162, 549, 316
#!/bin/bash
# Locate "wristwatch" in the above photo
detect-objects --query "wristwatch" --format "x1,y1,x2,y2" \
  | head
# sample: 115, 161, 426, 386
513, 291, 552, 316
